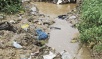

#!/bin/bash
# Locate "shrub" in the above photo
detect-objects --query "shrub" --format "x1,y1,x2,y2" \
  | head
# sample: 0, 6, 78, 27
0, 0, 23, 14
78, 0, 102, 52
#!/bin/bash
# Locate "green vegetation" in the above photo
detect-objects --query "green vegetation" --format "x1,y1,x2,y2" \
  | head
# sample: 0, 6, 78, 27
0, 0, 23, 14
78, 0, 102, 52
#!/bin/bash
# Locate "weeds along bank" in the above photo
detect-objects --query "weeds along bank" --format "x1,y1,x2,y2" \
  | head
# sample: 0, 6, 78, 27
0, 0, 23, 14
77, 0, 102, 57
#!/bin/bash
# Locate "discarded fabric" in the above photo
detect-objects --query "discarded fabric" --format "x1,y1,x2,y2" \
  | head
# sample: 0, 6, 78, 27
36, 29, 48, 40
0, 22, 16, 32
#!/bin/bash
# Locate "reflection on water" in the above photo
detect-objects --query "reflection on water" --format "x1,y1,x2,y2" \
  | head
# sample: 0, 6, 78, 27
34, 2, 76, 17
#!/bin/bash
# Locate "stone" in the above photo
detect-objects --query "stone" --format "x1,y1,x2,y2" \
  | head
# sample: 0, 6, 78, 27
0, 16, 3, 19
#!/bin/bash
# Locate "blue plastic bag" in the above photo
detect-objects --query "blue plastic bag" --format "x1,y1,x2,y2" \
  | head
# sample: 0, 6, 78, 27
36, 29, 48, 40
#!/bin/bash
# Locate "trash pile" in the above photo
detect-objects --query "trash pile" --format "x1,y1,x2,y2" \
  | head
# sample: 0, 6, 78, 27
0, 1, 80, 59
0, 3, 56, 59
57, 9, 79, 28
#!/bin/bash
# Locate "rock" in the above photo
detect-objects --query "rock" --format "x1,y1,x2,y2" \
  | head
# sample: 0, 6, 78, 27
0, 16, 4, 20
9, 20, 16, 24
18, 16, 22, 20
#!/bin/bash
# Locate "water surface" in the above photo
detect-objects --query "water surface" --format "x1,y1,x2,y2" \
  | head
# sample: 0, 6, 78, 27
34, 2, 76, 17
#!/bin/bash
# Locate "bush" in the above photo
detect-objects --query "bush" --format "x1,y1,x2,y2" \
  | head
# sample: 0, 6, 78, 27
0, 0, 23, 14
78, 0, 102, 52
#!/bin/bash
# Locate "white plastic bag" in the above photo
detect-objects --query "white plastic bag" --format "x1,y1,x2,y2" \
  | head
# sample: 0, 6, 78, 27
43, 51, 56, 59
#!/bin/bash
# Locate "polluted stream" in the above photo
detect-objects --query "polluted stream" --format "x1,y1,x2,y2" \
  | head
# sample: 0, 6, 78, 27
0, 2, 92, 59
35, 2, 92, 59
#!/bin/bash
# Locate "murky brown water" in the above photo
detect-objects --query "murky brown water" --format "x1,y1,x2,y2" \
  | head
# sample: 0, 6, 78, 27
34, 2, 76, 17
34, 2, 92, 59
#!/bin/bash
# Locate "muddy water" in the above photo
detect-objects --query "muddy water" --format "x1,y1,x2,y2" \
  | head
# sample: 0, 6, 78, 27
34, 2, 92, 59
34, 2, 76, 17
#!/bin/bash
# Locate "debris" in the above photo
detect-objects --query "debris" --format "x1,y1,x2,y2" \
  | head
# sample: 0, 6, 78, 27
43, 51, 56, 59
30, 6, 39, 15
18, 16, 22, 20
60, 50, 73, 59
34, 41, 43, 47
57, 0, 63, 4
36, 29, 48, 40
58, 15, 67, 19
0, 22, 16, 32
21, 24, 29, 31
50, 27, 61, 30
13, 41, 23, 48
9, 20, 16, 24
31, 51, 39, 56
70, 39, 78, 43
69, 16, 76, 19
22, 0, 30, 2
31, 7, 37, 12
0, 16, 3, 18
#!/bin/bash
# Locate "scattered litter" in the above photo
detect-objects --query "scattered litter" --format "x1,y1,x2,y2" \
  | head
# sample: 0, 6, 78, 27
22, 0, 30, 2
31, 51, 39, 56
58, 15, 67, 19
50, 27, 61, 30
0, 22, 16, 32
69, 16, 76, 19
30, 6, 39, 15
9, 20, 16, 24
21, 24, 29, 31
43, 51, 56, 59
70, 39, 78, 43
36, 29, 48, 40
0, 16, 4, 19
60, 50, 73, 59
18, 16, 22, 20
57, 0, 63, 4
31, 7, 37, 12
13, 41, 23, 48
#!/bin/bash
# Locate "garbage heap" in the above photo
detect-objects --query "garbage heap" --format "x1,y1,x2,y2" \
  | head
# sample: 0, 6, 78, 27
0, 1, 80, 59
0, 3, 57, 59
